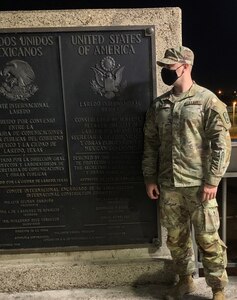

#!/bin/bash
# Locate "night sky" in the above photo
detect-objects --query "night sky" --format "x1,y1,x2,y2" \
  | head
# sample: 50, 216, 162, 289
0, 0, 236, 97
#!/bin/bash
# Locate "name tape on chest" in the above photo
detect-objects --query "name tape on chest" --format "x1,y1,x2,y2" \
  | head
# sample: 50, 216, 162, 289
184, 100, 202, 106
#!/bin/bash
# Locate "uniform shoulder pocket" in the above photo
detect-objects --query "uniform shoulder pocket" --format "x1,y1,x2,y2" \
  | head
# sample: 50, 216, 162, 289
210, 99, 231, 130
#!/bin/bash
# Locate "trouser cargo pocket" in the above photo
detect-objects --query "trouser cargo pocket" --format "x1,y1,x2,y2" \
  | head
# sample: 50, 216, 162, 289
202, 198, 220, 232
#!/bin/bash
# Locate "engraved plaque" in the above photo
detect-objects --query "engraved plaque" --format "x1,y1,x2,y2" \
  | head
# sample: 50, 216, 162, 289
0, 27, 159, 251
0, 33, 69, 187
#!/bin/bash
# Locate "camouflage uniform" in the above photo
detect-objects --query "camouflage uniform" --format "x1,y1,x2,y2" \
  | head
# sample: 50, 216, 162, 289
142, 83, 231, 289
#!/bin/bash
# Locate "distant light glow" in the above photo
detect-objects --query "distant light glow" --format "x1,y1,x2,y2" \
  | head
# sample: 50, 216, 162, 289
233, 101, 237, 126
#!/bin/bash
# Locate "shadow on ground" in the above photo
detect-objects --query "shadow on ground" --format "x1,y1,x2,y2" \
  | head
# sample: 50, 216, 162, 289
131, 275, 213, 300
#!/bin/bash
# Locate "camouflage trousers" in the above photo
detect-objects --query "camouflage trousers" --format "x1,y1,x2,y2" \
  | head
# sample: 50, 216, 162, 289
159, 185, 228, 289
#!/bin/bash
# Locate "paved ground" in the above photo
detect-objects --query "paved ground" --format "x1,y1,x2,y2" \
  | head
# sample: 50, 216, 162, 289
0, 277, 236, 299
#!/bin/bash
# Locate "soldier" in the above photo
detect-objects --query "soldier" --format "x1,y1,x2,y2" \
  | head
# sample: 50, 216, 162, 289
142, 46, 231, 300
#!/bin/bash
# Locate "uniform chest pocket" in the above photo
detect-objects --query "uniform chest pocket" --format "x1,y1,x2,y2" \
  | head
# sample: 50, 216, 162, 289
156, 107, 172, 126
182, 104, 202, 120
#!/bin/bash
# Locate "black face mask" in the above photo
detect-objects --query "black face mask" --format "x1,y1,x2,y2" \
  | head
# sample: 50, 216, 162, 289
161, 65, 184, 86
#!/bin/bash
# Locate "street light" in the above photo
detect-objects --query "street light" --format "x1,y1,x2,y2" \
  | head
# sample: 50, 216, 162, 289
233, 101, 236, 126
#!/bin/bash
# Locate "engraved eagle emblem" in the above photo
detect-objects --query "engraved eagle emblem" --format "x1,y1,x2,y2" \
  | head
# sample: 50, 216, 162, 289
0, 60, 38, 101
90, 56, 126, 99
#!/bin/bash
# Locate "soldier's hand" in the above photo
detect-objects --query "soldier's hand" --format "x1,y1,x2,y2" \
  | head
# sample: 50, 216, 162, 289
145, 183, 160, 200
202, 183, 218, 202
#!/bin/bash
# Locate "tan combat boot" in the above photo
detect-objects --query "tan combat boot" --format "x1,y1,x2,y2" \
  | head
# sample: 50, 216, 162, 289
212, 288, 226, 300
164, 275, 196, 300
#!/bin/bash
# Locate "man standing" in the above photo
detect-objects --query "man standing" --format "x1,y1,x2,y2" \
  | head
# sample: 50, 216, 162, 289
142, 46, 231, 300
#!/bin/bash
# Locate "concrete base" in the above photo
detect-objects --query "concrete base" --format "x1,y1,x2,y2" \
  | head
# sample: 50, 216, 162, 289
0, 229, 173, 292
0, 257, 174, 293
0, 277, 237, 300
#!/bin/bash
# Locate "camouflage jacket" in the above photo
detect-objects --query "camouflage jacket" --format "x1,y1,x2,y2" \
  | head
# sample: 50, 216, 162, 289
142, 83, 231, 187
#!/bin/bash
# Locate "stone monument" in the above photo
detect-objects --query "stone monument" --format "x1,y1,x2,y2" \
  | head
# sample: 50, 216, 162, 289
0, 8, 182, 292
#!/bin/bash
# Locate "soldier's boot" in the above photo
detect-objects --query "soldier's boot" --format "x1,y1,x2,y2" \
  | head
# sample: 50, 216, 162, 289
212, 288, 226, 300
164, 275, 196, 300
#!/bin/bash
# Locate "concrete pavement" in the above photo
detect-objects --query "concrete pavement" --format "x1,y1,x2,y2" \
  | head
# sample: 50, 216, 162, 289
0, 277, 236, 299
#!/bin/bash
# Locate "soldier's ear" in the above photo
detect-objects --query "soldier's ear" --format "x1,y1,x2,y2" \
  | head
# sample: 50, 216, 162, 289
184, 64, 192, 73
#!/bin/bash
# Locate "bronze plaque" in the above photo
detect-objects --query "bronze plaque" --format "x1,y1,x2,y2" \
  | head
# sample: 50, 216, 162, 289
0, 27, 159, 251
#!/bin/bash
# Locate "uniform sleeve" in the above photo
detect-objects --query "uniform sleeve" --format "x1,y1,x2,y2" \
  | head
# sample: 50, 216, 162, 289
142, 104, 160, 184
204, 98, 232, 186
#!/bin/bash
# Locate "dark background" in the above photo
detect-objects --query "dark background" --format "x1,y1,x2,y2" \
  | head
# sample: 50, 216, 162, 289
1, 0, 236, 102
